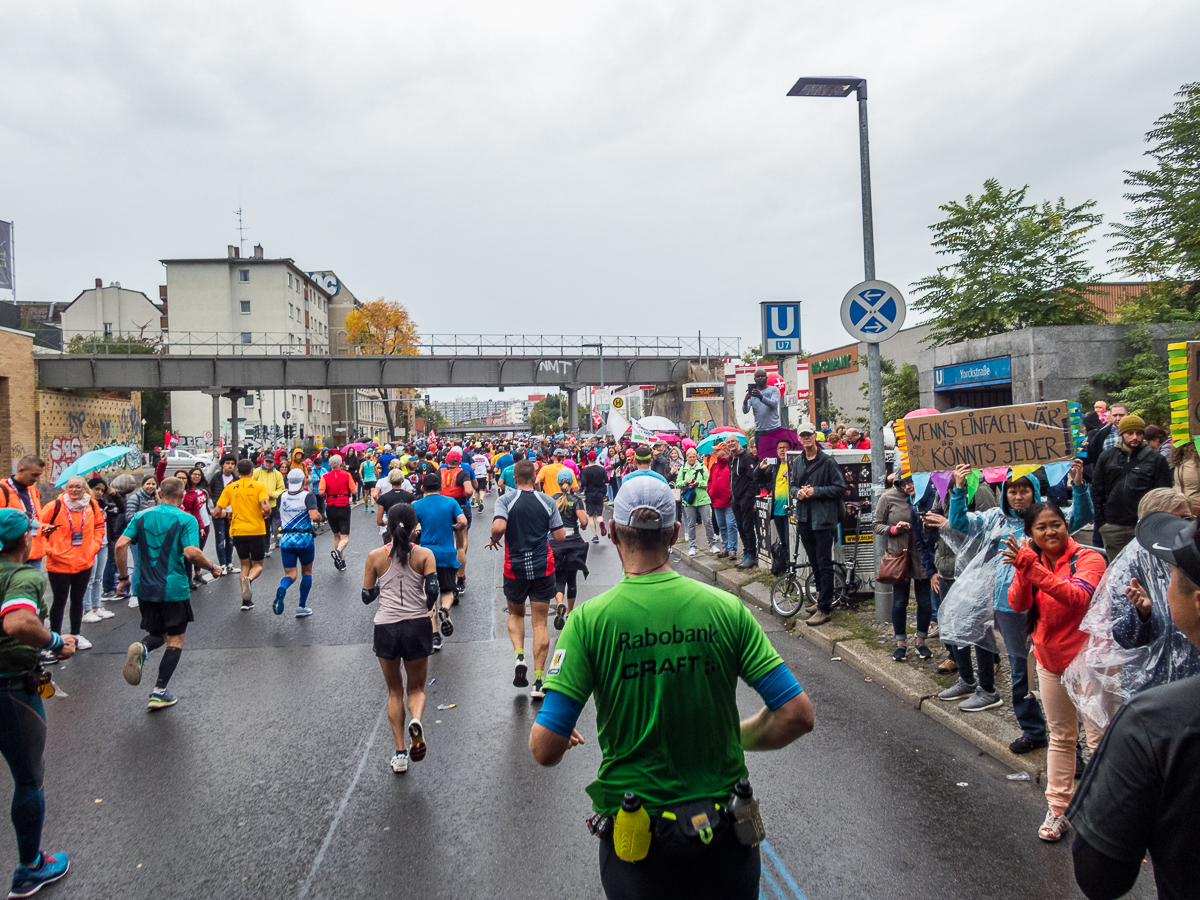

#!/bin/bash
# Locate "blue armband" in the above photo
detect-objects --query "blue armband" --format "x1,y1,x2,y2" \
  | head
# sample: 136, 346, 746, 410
534, 689, 584, 738
43, 632, 64, 653
751, 663, 803, 711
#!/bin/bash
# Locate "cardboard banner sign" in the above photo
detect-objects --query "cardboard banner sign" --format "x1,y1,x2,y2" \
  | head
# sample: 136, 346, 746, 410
902, 401, 1074, 473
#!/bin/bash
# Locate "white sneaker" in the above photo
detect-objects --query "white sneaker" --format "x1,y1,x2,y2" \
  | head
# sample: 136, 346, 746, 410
127, 596, 139, 608
81, 612, 102, 624
688, 547, 697, 557
95, 607, 115, 619
74, 634, 93, 650
709, 548, 721, 555
230, 565, 242, 574
390, 751, 409, 774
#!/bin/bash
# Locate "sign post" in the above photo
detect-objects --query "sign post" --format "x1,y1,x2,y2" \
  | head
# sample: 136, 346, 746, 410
841, 279, 906, 623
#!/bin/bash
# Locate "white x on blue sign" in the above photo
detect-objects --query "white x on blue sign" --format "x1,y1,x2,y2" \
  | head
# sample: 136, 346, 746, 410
760, 302, 801, 356
839, 280, 906, 344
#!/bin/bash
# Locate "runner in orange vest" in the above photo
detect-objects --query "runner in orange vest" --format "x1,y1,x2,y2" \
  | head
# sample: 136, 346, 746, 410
1, 456, 47, 569
439, 450, 475, 597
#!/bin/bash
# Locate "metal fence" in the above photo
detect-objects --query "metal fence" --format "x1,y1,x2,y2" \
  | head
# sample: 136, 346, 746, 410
52, 331, 741, 359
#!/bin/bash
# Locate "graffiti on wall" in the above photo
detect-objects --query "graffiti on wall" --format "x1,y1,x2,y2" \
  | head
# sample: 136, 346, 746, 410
689, 420, 716, 442
37, 392, 144, 483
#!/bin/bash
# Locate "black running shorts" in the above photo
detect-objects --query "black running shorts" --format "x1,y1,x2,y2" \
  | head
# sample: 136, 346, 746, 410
139, 599, 194, 637
504, 574, 556, 605
585, 495, 605, 517
326, 504, 352, 535
373, 619, 434, 661
435, 566, 458, 595
232, 535, 265, 562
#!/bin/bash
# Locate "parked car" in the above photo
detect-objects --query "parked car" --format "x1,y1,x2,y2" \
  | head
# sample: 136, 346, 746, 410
164, 449, 217, 481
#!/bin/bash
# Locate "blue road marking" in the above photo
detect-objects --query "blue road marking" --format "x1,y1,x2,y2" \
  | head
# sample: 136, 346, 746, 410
761, 839, 808, 900
760, 866, 790, 900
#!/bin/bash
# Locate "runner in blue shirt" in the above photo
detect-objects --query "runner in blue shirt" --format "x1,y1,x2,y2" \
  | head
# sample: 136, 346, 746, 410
412, 474, 468, 651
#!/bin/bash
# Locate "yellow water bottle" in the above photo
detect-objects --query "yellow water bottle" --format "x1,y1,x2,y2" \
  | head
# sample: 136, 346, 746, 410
613, 792, 651, 862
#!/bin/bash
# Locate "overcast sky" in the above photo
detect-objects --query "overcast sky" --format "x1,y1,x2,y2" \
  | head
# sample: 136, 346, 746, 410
3, 1, 1197, 401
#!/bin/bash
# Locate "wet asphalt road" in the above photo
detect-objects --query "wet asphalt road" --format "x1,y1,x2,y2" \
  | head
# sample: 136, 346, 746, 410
4, 491, 1155, 900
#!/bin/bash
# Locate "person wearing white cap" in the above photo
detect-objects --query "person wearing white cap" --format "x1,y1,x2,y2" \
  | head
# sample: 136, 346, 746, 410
273, 468, 322, 618
529, 475, 814, 899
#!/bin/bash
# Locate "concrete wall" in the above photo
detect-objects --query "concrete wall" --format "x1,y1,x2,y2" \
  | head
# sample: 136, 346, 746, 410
916, 324, 1180, 411
0, 326, 37, 476
165, 258, 332, 442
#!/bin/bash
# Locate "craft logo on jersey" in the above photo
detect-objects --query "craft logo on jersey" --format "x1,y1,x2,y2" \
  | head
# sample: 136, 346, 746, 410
849, 288, 898, 335
548, 648, 566, 676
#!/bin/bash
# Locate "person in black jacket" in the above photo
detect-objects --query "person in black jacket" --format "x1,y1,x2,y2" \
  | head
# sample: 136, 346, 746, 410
208, 455, 238, 573
725, 435, 760, 569
788, 422, 846, 625
1091, 415, 1173, 560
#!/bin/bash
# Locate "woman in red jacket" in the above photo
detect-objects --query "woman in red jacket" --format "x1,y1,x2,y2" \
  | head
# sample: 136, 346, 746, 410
1002, 500, 1106, 843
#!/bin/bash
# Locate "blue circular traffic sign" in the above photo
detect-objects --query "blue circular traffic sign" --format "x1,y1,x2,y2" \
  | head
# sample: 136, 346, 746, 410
840, 280, 906, 344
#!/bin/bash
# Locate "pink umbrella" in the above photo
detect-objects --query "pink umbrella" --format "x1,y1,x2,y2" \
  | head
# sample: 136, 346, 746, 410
709, 426, 744, 435
904, 408, 941, 418
681, 438, 696, 450
655, 433, 681, 443
342, 442, 369, 452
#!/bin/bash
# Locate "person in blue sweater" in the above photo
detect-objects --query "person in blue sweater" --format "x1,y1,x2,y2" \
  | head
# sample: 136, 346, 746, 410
942, 459, 1092, 754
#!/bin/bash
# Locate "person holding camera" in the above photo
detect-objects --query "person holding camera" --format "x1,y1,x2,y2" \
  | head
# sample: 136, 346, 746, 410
789, 423, 846, 626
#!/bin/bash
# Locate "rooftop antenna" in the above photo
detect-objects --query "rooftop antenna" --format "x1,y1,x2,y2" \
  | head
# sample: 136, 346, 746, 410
234, 206, 248, 256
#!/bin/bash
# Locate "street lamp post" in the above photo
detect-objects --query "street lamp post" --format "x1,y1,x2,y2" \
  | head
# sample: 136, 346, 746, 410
788, 76, 889, 622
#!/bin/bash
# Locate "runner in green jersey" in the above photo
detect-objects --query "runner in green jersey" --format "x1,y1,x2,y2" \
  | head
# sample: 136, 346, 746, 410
529, 476, 813, 899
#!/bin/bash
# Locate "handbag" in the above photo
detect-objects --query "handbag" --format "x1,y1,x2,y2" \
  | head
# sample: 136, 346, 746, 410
876, 548, 910, 585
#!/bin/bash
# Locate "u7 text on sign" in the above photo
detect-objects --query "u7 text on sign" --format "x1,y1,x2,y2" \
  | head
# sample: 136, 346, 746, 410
903, 402, 1074, 473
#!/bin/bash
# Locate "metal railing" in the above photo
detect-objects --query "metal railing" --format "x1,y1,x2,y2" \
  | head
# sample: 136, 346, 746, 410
52, 330, 741, 359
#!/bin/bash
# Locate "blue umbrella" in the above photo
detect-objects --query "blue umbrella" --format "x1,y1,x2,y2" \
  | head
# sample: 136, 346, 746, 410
55, 445, 137, 487
697, 432, 745, 455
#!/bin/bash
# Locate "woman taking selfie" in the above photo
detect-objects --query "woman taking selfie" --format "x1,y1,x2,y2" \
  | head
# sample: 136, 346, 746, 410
1003, 501, 1106, 843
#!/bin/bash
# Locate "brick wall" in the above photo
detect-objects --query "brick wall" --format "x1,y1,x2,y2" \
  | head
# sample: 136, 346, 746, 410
0, 326, 37, 477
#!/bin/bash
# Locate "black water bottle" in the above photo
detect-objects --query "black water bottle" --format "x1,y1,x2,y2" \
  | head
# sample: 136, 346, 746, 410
729, 778, 765, 847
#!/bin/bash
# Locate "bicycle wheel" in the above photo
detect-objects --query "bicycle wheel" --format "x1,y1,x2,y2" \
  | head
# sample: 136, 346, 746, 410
804, 568, 847, 611
770, 572, 806, 618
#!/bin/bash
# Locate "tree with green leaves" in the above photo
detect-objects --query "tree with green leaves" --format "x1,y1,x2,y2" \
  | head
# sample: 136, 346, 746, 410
912, 179, 1104, 346
1110, 83, 1200, 323
414, 405, 448, 434
857, 358, 921, 424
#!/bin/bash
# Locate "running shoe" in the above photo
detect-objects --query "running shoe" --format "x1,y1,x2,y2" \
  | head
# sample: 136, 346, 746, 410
240, 575, 253, 603
390, 751, 409, 774
513, 658, 528, 688
330, 549, 340, 569
456, 578, 466, 597
959, 689, 1003, 713
147, 689, 177, 710
241, 600, 254, 611
123, 642, 147, 686
8, 851, 69, 899
591, 536, 599, 543
407, 720, 427, 762
81, 612, 102, 624
295, 607, 312, 618
38, 651, 57, 667
937, 678, 976, 702
432, 634, 443, 652
530, 679, 545, 700
553, 604, 566, 631
95, 607, 115, 620
127, 596, 139, 608
73, 635, 92, 651
273, 585, 287, 616
437, 606, 454, 637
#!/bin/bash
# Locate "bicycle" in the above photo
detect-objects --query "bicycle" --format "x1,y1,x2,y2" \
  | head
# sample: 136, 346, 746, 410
769, 502, 870, 618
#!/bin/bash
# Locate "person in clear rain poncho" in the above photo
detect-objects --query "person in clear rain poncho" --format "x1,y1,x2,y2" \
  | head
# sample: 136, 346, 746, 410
1062, 488, 1200, 729
938, 460, 1093, 754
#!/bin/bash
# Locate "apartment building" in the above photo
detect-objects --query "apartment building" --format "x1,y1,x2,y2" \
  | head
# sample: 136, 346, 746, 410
163, 245, 333, 444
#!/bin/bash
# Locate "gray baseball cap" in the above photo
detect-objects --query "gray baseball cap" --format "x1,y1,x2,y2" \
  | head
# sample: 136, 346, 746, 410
612, 474, 677, 530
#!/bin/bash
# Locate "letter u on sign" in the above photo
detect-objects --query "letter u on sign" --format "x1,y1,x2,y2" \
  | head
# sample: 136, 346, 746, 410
770, 307, 794, 336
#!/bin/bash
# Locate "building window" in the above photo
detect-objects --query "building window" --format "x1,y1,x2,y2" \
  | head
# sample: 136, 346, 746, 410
241, 332, 252, 344
245, 395, 254, 407
240, 300, 251, 314
102, 322, 113, 336
288, 273, 293, 288
239, 269, 250, 283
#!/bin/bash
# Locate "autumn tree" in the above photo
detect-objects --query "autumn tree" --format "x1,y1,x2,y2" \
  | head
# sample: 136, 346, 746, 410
344, 298, 421, 441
